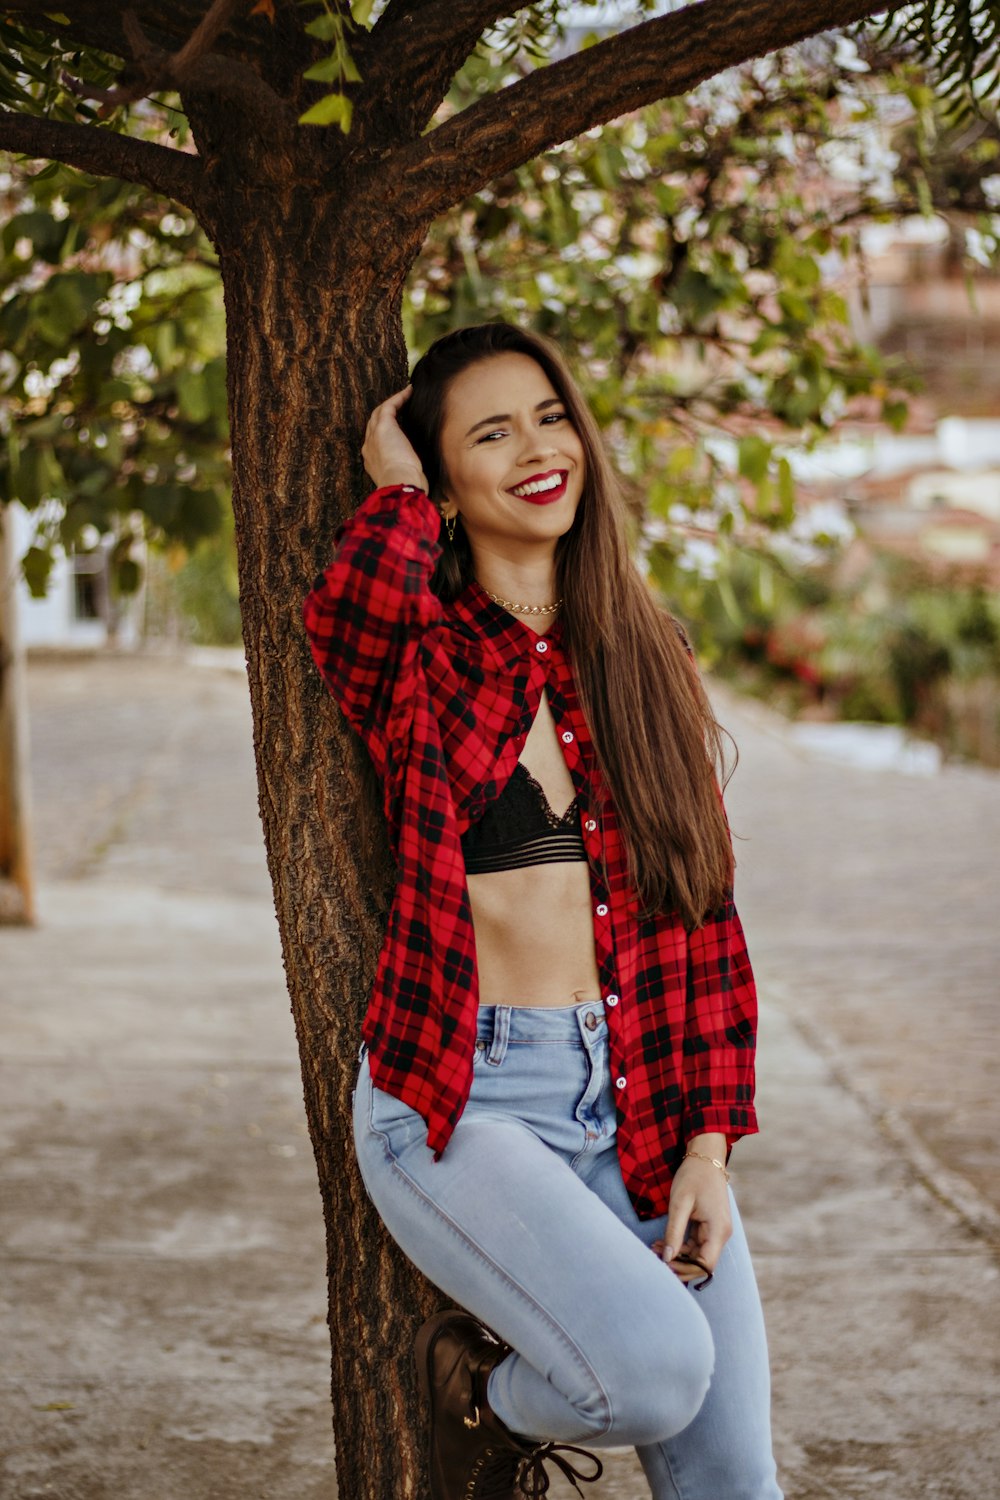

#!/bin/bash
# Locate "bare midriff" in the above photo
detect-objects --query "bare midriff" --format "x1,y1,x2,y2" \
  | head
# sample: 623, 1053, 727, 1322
467, 687, 602, 1008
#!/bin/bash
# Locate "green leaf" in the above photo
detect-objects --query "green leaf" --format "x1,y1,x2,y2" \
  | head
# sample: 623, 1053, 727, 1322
773, 239, 821, 289
665, 444, 696, 477
818, 290, 850, 325
1, 210, 69, 263
776, 289, 813, 326
114, 556, 142, 595
21, 544, 54, 598
303, 13, 337, 40
749, 325, 785, 357
176, 366, 211, 424
738, 435, 771, 485
715, 571, 743, 628
298, 92, 353, 131
653, 182, 684, 216
152, 319, 177, 372
340, 50, 362, 85
881, 397, 910, 432
753, 476, 777, 523
97, 377, 137, 407
671, 268, 723, 326
302, 56, 341, 83
351, 0, 376, 25
29, 270, 109, 346
777, 456, 797, 524
12, 445, 66, 507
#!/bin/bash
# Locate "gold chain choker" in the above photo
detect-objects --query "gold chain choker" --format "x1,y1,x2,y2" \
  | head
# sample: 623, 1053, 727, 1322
483, 588, 563, 616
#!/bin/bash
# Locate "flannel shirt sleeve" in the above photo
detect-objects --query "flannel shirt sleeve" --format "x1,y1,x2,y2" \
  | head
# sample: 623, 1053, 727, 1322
301, 484, 443, 773
681, 892, 759, 1147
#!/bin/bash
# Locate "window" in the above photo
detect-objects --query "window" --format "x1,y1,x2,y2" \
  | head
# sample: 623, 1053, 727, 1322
72, 552, 106, 622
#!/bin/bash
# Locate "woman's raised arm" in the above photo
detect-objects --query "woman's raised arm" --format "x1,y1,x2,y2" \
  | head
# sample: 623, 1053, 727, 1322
361, 384, 429, 494
301, 388, 442, 775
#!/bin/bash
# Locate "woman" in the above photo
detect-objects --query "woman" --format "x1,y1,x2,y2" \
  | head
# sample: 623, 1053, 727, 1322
302, 322, 782, 1500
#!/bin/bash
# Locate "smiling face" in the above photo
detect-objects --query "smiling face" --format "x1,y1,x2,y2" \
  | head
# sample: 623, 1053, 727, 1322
437, 352, 586, 560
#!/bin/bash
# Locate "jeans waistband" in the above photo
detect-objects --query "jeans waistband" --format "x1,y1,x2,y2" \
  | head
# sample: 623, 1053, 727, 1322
476, 1000, 607, 1065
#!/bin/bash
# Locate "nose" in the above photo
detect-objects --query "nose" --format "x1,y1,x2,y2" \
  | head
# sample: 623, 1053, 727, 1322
516, 425, 558, 465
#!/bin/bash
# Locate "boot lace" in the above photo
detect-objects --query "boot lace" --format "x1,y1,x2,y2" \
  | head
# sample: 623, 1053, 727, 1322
516, 1442, 604, 1498
465, 1445, 522, 1500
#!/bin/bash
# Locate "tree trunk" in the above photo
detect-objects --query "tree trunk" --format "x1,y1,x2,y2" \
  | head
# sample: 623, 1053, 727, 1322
213, 187, 441, 1500
0, 507, 35, 925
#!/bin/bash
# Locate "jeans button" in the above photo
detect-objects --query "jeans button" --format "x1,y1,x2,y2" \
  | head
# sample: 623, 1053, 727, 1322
584, 1010, 598, 1031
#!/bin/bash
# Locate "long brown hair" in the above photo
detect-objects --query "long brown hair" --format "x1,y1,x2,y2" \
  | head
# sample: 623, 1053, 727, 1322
399, 322, 734, 928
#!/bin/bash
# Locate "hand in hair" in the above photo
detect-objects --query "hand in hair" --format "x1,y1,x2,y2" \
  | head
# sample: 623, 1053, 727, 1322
363, 385, 429, 494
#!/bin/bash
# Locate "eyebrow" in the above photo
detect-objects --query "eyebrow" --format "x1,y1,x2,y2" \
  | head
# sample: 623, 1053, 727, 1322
464, 397, 564, 439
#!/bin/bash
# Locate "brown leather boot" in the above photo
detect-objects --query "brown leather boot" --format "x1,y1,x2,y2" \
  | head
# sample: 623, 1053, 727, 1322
414, 1309, 603, 1500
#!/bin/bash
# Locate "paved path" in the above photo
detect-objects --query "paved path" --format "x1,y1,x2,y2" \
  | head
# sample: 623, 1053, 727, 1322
1, 653, 997, 1500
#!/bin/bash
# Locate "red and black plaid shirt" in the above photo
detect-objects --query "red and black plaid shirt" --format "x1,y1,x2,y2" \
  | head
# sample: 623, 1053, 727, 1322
303, 483, 758, 1218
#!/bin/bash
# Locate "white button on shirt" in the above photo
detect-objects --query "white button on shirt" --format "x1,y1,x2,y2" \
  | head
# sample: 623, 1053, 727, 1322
585, 818, 597, 832
615, 1076, 627, 1090
605, 993, 619, 1007
561, 730, 574, 744
596, 903, 609, 917
535, 639, 549, 654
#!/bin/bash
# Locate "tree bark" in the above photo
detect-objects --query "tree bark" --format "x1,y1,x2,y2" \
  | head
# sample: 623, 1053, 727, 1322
211, 179, 443, 1498
0, 508, 35, 925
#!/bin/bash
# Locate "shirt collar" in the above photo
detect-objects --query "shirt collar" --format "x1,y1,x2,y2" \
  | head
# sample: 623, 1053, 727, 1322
448, 579, 565, 666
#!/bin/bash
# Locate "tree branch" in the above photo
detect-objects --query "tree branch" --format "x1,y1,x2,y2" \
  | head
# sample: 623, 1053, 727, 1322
390, 0, 909, 216
1, 1, 270, 72
58, 0, 290, 134
3, 3, 316, 115
0, 110, 205, 209
173, 0, 245, 74
355, 1, 511, 143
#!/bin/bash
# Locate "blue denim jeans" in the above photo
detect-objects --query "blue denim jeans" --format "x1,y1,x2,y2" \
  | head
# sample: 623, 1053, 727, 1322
353, 999, 782, 1500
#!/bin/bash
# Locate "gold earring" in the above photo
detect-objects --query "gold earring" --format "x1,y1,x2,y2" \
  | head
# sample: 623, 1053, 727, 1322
442, 511, 456, 543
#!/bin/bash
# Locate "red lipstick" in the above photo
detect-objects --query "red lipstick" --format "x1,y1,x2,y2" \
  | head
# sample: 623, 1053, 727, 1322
509, 471, 569, 505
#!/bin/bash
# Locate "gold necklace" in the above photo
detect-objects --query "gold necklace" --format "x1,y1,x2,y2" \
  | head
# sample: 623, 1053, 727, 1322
483, 587, 563, 617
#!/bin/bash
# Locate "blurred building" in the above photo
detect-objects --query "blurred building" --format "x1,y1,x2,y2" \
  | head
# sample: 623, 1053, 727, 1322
852, 221, 1000, 418
7, 501, 145, 650
845, 446, 1000, 587
790, 221, 1000, 586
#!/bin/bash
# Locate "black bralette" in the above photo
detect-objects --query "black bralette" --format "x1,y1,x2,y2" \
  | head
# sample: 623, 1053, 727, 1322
461, 762, 587, 875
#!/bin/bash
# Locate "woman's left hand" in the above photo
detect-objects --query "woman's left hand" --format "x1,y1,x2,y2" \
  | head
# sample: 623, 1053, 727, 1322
656, 1136, 733, 1282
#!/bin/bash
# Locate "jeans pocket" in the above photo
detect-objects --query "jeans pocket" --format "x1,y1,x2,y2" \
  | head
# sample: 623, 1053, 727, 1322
365, 1073, 430, 1163
369, 1082, 415, 1128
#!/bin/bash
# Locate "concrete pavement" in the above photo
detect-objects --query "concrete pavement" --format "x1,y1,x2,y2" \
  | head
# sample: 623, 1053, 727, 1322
1, 652, 998, 1500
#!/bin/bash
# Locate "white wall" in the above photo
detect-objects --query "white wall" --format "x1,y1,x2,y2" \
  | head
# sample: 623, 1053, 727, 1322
6, 502, 144, 650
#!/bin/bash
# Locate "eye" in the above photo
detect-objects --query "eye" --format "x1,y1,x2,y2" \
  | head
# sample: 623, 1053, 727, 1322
542, 411, 568, 424
476, 429, 507, 444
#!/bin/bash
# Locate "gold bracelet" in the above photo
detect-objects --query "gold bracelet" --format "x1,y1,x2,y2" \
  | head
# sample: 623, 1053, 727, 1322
683, 1150, 731, 1182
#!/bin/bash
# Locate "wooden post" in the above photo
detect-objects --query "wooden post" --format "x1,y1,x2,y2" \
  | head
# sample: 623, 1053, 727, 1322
0, 507, 35, 925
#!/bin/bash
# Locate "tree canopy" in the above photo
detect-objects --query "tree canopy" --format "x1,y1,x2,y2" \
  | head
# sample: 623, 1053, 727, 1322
3, 15, 999, 621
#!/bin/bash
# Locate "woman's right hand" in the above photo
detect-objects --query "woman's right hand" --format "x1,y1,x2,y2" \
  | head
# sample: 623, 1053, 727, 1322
362, 385, 429, 493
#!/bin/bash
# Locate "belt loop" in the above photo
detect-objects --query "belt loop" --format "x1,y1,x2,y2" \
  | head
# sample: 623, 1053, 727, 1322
486, 1005, 511, 1065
